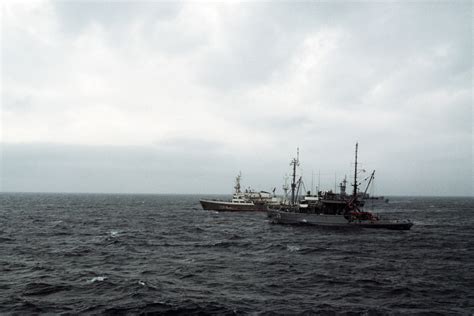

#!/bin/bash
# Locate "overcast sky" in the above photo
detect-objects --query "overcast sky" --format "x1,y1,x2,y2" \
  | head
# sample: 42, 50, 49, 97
1, 1, 472, 196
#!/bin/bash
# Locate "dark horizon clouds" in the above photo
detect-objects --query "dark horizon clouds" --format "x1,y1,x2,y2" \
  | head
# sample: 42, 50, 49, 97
1, 1, 472, 195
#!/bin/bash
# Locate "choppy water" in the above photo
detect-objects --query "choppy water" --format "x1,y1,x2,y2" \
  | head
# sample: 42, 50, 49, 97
0, 193, 473, 315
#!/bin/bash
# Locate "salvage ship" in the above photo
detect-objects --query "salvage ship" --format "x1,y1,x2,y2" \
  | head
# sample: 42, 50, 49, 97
357, 170, 389, 204
200, 173, 280, 212
267, 144, 413, 230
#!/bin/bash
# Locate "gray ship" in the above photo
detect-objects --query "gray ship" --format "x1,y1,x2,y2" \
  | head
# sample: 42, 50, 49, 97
267, 144, 413, 230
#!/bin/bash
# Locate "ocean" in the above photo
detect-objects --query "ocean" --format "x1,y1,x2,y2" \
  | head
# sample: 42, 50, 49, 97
0, 193, 473, 315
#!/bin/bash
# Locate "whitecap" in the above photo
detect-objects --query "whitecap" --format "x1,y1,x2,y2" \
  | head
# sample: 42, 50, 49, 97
109, 230, 119, 237
287, 245, 300, 252
138, 280, 146, 286
88, 276, 107, 283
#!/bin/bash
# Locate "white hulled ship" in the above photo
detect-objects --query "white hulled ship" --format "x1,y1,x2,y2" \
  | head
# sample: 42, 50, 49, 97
200, 173, 280, 212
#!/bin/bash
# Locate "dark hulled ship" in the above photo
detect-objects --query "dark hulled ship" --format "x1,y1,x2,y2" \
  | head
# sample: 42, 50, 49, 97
267, 144, 413, 230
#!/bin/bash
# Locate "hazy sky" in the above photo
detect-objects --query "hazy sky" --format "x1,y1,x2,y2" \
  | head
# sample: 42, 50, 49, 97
1, 1, 472, 195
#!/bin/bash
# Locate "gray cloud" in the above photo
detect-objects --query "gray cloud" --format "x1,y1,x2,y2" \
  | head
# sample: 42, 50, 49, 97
1, 1, 472, 196
52, 1, 181, 35
0, 143, 280, 194
2, 141, 470, 196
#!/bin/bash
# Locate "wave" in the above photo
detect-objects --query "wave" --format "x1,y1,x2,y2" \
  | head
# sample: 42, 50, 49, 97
22, 282, 71, 296
1, 194, 473, 314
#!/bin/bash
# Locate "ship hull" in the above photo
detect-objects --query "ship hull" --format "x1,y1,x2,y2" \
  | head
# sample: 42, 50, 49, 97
200, 199, 267, 212
267, 210, 412, 230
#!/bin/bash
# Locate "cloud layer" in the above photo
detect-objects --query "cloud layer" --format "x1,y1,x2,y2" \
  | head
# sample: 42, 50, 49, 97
2, 1, 472, 195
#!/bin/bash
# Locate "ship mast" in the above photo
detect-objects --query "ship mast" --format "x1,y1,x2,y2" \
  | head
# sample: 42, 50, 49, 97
339, 175, 347, 195
290, 148, 300, 205
282, 176, 290, 201
352, 143, 358, 197
234, 172, 242, 194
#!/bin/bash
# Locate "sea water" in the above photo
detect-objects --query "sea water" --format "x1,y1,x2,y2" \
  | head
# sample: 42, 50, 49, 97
0, 193, 473, 314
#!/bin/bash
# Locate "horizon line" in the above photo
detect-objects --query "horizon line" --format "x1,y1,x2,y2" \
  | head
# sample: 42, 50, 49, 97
0, 191, 472, 198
